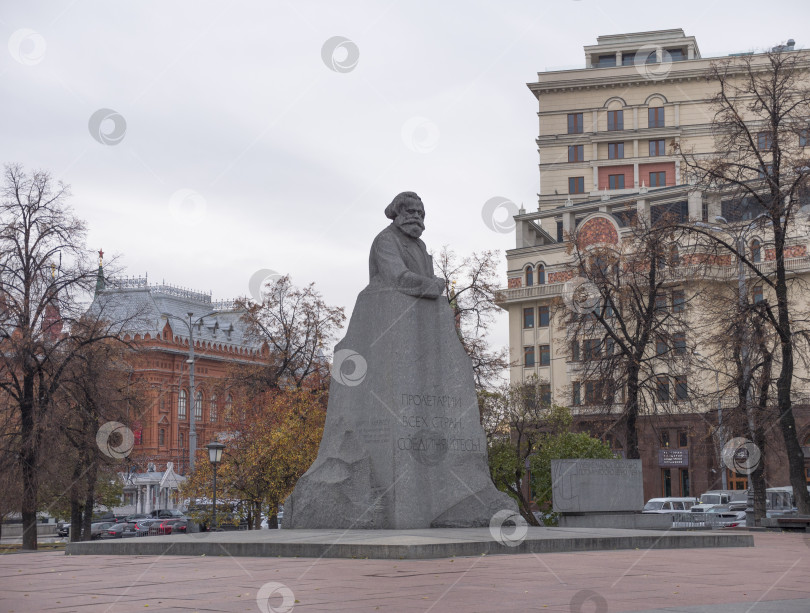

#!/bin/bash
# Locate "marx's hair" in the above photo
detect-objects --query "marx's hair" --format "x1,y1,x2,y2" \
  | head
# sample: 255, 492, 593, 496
384, 191, 422, 220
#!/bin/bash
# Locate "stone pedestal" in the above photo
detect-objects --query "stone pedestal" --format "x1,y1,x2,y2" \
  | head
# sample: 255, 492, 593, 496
284, 287, 516, 529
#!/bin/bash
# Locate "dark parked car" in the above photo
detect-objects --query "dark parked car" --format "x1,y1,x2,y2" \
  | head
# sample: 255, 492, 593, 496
133, 519, 160, 537
89, 522, 116, 540
163, 519, 189, 534
100, 522, 137, 539
57, 522, 70, 537
126, 513, 150, 523
149, 509, 185, 519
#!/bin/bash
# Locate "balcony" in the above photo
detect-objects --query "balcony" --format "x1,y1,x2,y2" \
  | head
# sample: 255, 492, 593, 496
498, 256, 810, 305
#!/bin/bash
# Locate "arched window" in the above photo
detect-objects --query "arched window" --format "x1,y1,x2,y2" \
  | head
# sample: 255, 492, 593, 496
751, 239, 761, 263
178, 390, 187, 420
195, 391, 203, 421
210, 394, 217, 422
225, 394, 233, 422
537, 264, 545, 285
525, 266, 534, 287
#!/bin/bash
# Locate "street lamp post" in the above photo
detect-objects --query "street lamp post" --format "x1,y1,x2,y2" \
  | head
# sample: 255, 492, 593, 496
206, 441, 225, 531
162, 311, 218, 473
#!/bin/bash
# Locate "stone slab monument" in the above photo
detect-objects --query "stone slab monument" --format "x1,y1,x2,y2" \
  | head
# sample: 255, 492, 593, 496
551, 459, 668, 529
284, 191, 517, 529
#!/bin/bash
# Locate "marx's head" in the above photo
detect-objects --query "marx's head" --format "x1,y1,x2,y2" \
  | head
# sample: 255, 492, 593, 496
385, 191, 425, 239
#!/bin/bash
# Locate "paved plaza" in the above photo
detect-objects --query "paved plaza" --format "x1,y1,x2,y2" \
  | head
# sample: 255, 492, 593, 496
1, 532, 808, 612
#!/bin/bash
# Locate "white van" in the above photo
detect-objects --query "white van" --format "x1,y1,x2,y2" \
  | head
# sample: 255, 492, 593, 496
642, 497, 698, 514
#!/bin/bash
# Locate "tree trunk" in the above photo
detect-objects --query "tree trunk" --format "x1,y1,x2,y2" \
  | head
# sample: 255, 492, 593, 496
69, 461, 84, 542
624, 365, 641, 459
81, 459, 98, 541
20, 375, 38, 550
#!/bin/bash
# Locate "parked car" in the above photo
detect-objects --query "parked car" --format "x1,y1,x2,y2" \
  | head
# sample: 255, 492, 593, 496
691, 490, 748, 513
164, 518, 189, 534
642, 497, 698, 514
57, 522, 70, 537
89, 522, 116, 540
149, 509, 185, 519
100, 523, 137, 539
133, 519, 160, 537
705, 505, 747, 528
126, 513, 150, 523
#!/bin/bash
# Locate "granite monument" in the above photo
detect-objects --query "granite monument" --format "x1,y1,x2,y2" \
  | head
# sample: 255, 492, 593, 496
284, 191, 517, 529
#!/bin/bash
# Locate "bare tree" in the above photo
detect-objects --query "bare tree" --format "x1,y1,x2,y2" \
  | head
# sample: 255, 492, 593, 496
0, 164, 138, 549
237, 276, 346, 392
676, 48, 810, 513
434, 247, 508, 393
559, 219, 696, 459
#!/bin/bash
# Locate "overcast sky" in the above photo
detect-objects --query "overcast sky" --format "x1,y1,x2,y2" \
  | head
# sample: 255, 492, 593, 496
2, 1, 808, 353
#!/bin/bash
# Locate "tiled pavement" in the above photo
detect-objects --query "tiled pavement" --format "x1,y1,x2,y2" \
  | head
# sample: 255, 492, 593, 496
1, 532, 808, 612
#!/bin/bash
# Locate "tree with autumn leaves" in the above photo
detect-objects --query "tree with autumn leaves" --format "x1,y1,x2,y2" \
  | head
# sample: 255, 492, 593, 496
181, 276, 341, 528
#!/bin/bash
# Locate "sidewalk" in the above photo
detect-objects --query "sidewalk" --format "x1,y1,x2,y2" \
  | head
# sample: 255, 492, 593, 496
1, 532, 808, 612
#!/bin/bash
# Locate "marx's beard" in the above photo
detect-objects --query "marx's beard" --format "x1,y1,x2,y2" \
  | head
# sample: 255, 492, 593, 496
396, 217, 425, 238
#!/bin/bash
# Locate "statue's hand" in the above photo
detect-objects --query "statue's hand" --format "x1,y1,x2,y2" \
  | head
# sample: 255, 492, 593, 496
433, 277, 446, 296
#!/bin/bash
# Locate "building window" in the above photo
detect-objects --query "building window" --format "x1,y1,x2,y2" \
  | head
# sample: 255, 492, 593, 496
673, 332, 686, 356
537, 264, 545, 285
572, 382, 581, 406
556, 220, 564, 242
753, 285, 764, 303
800, 129, 809, 147
608, 174, 625, 190
675, 376, 688, 401
702, 200, 709, 222
661, 430, 671, 447
649, 139, 666, 156
758, 164, 773, 179
539, 345, 550, 366
672, 290, 685, 313
568, 145, 584, 162
757, 131, 773, 151
751, 239, 761, 263
524, 346, 535, 367
584, 380, 602, 405
605, 337, 615, 355
656, 376, 670, 402
538, 305, 550, 327
727, 470, 748, 491
680, 468, 690, 497
662, 468, 672, 497
159, 428, 165, 447
571, 341, 580, 362
195, 391, 203, 421
179, 432, 185, 448
569, 177, 585, 194
598, 55, 616, 68
540, 384, 551, 405
608, 142, 624, 159
525, 266, 534, 287
648, 107, 665, 128
210, 394, 217, 422
668, 49, 684, 62
656, 337, 667, 356
583, 339, 601, 360
568, 113, 584, 134
655, 295, 668, 311
649, 171, 666, 187
178, 390, 187, 420
225, 394, 233, 421
523, 307, 534, 329
670, 245, 680, 266
678, 430, 688, 448
607, 110, 623, 131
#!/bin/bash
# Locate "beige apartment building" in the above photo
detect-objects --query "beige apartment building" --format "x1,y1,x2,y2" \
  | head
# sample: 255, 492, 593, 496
500, 30, 810, 501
